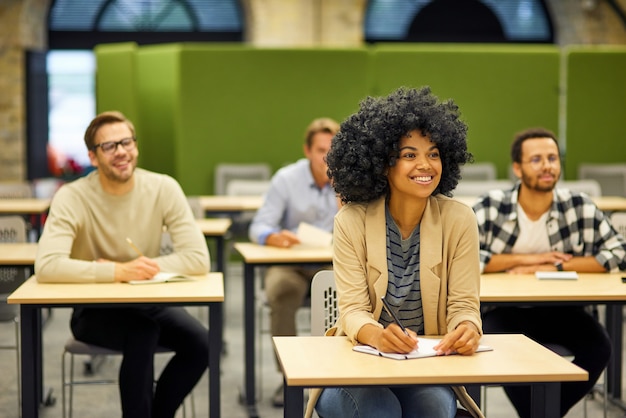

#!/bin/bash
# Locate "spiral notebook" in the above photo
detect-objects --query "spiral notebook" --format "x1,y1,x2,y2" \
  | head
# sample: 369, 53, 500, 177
353, 337, 493, 360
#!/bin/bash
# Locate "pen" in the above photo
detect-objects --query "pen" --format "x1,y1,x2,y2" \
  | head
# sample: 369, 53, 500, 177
126, 237, 144, 257
380, 297, 409, 336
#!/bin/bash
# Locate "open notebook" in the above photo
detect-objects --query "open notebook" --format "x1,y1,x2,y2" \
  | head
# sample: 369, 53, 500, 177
128, 272, 195, 285
353, 337, 493, 360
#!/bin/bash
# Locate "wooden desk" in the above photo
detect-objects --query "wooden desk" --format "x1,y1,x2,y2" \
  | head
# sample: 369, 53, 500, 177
480, 272, 626, 405
274, 335, 587, 418
8, 273, 224, 418
455, 195, 626, 213
0, 242, 38, 266
196, 218, 232, 274
0, 198, 51, 238
198, 195, 263, 215
233, 242, 332, 418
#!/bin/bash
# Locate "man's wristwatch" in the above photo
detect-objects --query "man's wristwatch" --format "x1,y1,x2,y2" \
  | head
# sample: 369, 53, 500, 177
555, 262, 564, 271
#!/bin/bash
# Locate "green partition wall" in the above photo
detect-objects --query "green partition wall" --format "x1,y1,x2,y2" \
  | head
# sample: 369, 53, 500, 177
94, 42, 140, 144
96, 43, 624, 193
564, 46, 626, 179
371, 44, 561, 179
98, 43, 372, 194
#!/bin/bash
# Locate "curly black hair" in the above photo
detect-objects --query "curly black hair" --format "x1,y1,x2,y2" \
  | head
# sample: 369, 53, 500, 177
327, 86, 472, 203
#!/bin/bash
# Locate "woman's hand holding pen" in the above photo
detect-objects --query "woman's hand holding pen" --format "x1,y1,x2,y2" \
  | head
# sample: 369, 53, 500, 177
378, 324, 419, 354
434, 321, 481, 356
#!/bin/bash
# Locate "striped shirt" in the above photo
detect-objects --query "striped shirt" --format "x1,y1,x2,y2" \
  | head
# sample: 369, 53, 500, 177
379, 207, 424, 334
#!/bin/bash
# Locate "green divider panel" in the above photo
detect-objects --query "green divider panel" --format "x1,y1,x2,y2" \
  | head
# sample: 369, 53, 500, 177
94, 42, 140, 139
564, 46, 626, 179
371, 44, 561, 179
134, 44, 182, 178
172, 45, 372, 194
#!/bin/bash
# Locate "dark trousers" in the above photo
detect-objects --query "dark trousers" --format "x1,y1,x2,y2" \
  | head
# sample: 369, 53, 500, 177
71, 306, 209, 418
482, 306, 611, 417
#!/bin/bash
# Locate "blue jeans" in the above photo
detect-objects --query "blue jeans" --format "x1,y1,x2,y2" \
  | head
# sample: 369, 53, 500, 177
315, 385, 457, 418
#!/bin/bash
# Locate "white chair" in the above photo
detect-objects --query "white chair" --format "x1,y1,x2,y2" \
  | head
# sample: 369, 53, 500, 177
0, 215, 29, 414
578, 163, 626, 197
460, 163, 497, 181
213, 163, 272, 195
558, 180, 602, 197
226, 179, 271, 239
453, 180, 513, 197
310, 270, 338, 336
0, 181, 34, 199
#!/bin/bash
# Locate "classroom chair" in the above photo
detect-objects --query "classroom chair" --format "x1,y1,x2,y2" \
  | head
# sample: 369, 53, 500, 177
61, 339, 195, 418
310, 270, 338, 337
578, 163, 626, 197
460, 162, 497, 181
558, 179, 602, 197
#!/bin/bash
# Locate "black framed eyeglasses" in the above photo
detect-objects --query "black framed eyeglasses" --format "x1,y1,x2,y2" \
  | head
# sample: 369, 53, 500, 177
92, 137, 136, 154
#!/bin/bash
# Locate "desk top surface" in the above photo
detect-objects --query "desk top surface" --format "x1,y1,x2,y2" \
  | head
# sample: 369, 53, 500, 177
7, 272, 224, 305
0, 198, 51, 214
234, 242, 332, 264
195, 218, 232, 236
0, 243, 38, 264
480, 272, 626, 302
198, 195, 264, 212
273, 334, 587, 387
454, 195, 626, 212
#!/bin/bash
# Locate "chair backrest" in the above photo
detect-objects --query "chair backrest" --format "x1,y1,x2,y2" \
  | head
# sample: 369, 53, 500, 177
0, 216, 28, 320
310, 270, 339, 336
460, 162, 497, 181
0, 182, 33, 199
453, 180, 513, 197
226, 179, 271, 197
578, 163, 626, 197
610, 212, 626, 238
557, 179, 602, 197
186, 196, 205, 219
214, 163, 272, 195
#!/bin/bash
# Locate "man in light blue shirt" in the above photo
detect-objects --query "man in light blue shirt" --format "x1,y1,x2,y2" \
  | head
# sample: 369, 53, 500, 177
249, 117, 340, 407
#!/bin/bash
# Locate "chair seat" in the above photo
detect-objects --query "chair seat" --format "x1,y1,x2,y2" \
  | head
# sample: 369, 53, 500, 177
64, 338, 173, 355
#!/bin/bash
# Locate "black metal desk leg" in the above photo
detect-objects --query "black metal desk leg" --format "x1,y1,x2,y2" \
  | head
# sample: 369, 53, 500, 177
243, 263, 259, 417
531, 382, 559, 418
606, 304, 623, 400
282, 377, 303, 418
20, 305, 40, 418
208, 301, 223, 418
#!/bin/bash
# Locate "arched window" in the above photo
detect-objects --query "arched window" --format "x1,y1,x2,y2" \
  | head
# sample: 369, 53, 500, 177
48, 0, 244, 48
365, 0, 554, 43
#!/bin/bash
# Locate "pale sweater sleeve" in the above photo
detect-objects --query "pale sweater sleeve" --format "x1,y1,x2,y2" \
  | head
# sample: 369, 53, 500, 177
35, 183, 115, 283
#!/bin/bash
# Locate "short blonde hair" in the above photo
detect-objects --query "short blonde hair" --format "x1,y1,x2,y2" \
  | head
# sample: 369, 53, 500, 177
304, 117, 340, 147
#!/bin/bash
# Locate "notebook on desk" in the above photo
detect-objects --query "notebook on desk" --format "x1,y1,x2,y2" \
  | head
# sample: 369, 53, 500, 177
535, 271, 579, 280
128, 272, 195, 285
353, 337, 493, 360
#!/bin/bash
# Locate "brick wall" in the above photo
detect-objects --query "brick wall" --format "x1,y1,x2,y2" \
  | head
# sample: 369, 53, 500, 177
0, 0, 49, 181
1, 0, 625, 181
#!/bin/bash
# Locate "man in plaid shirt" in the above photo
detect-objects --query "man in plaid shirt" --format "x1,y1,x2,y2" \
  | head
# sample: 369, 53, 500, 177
472, 127, 626, 417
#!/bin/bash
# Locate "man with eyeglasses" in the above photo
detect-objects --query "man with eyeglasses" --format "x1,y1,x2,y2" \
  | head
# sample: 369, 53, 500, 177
35, 111, 210, 418
472, 127, 626, 417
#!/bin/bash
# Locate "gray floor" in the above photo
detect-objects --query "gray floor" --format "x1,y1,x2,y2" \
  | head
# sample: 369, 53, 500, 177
0, 262, 624, 417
